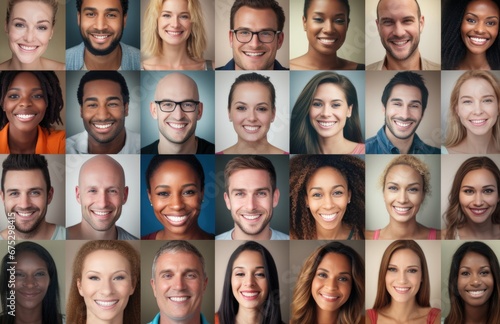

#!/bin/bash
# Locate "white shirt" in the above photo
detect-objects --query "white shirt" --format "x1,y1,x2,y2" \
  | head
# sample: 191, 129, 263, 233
66, 128, 140, 154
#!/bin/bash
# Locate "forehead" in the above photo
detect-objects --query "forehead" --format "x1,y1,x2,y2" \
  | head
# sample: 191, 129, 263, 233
155, 75, 199, 100
4, 169, 47, 188
10, 72, 41, 88
389, 84, 422, 101
234, 250, 264, 266
81, 0, 123, 11
84, 250, 130, 269
462, 168, 496, 184
232, 82, 272, 102
460, 78, 496, 96
460, 251, 490, 267
306, 0, 348, 16
389, 248, 420, 264
156, 251, 202, 272
17, 251, 48, 269
378, 0, 419, 18
234, 6, 278, 29
228, 169, 272, 188
150, 160, 200, 185
318, 252, 351, 271
80, 160, 124, 187
465, 0, 500, 14
308, 167, 347, 187
314, 83, 347, 100
386, 164, 423, 183
83, 79, 122, 98
10, 1, 54, 20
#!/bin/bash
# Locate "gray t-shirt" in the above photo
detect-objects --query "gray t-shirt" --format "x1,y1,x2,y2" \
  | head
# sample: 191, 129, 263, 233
216, 228, 289, 240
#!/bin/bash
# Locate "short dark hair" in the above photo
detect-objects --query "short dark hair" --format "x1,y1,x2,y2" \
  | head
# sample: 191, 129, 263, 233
76, 0, 128, 15
224, 155, 277, 192
77, 70, 130, 105
1, 154, 51, 193
228, 72, 276, 111
230, 0, 285, 31
304, 0, 350, 18
381, 71, 429, 111
145, 155, 205, 192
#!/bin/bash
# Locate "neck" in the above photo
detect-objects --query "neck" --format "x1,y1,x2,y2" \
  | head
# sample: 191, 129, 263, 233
385, 127, 413, 154
7, 56, 43, 70
461, 219, 497, 239
460, 52, 490, 70
8, 125, 38, 153
384, 299, 420, 321
464, 303, 489, 324
384, 51, 421, 70
84, 45, 122, 70
158, 135, 197, 154
81, 222, 118, 240
233, 138, 271, 154
318, 133, 348, 154
306, 47, 342, 69
15, 305, 43, 324
315, 222, 348, 240
157, 226, 205, 240
462, 132, 497, 153
14, 221, 50, 240
159, 43, 193, 68
384, 218, 421, 239
86, 312, 123, 324
316, 307, 338, 324
232, 225, 272, 240
88, 129, 126, 154
235, 307, 262, 324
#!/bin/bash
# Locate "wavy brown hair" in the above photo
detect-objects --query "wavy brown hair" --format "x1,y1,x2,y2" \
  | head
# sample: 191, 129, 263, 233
66, 240, 140, 324
289, 154, 365, 239
291, 242, 365, 324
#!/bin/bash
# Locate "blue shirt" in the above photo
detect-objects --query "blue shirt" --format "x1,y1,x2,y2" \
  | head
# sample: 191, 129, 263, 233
148, 312, 211, 324
215, 59, 288, 70
365, 127, 440, 154
65, 42, 141, 70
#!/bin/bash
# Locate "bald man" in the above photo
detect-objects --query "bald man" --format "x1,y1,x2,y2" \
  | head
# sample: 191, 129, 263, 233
141, 72, 215, 154
67, 155, 138, 240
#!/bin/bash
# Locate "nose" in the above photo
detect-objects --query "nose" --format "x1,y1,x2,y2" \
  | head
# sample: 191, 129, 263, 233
397, 189, 408, 203
473, 192, 484, 206
470, 274, 482, 287
169, 193, 186, 211
169, 103, 185, 119
323, 194, 334, 209
393, 21, 406, 37
473, 101, 484, 115
95, 191, 110, 208
95, 14, 107, 31
248, 32, 261, 47
322, 20, 333, 34
99, 278, 114, 296
18, 95, 33, 108
95, 104, 111, 120
247, 108, 257, 121
243, 274, 256, 287
17, 193, 31, 209
22, 275, 38, 288
475, 23, 485, 34
320, 105, 332, 117
398, 270, 408, 283
23, 27, 35, 43
172, 274, 187, 290
245, 195, 257, 211
170, 15, 181, 28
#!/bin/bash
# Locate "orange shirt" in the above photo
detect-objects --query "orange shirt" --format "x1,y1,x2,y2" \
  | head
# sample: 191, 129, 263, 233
0, 124, 65, 154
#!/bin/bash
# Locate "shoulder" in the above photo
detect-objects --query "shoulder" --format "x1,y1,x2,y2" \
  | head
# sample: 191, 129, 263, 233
289, 56, 308, 70
274, 60, 289, 70
364, 230, 375, 240
141, 230, 159, 240
351, 143, 365, 154
43, 129, 66, 153
271, 228, 290, 240
117, 226, 139, 240
366, 59, 384, 70
52, 225, 66, 240
215, 229, 234, 240
428, 307, 441, 324
65, 43, 85, 69
422, 58, 441, 70
196, 137, 215, 154
42, 57, 65, 70
141, 140, 159, 154
0, 60, 10, 70
120, 43, 141, 69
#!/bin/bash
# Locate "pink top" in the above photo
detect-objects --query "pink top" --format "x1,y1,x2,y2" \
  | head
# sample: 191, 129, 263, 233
351, 143, 365, 154
373, 228, 438, 240
367, 308, 440, 323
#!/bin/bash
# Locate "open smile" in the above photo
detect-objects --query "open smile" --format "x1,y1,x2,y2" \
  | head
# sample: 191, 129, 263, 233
393, 119, 414, 129
469, 207, 489, 216
394, 287, 411, 294
18, 44, 39, 52
390, 39, 410, 47
319, 213, 338, 222
240, 291, 260, 300
469, 119, 488, 126
243, 125, 261, 133
319, 293, 340, 301
318, 38, 337, 45
95, 300, 119, 309
243, 51, 265, 57
467, 289, 487, 298
163, 214, 189, 226
15, 114, 37, 122
468, 36, 489, 46
169, 296, 190, 302
317, 120, 337, 128
241, 213, 262, 221
393, 206, 412, 216
167, 122, 188, 129
166, 30, 184, 36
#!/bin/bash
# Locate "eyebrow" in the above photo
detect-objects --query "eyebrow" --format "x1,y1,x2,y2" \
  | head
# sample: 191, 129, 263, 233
465, 12, 499, 20
317, 267, 351, 275
12, 17, 51, 24
309, 184, 345, 192
162, 10, 190, 14
7, 87, 42, 92
83, 96, 122, 102
313, 98, 345, 102
83, 7, 121, 13
233, 101, 270, 106
233, 266, 265, 270
461, 184, 496, 189
389, 98, 422, 105
84, 269, 129, 275
460, 94, 496, 99
388, 263, 420, 268
158, 268, 200, 275
231, 187, 270, 193
6, 187, 44, 193
154, 183, 198, 190
386, 181, 421, 187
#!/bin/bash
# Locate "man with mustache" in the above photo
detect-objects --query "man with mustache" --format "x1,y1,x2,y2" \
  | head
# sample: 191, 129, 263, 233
217, 155, 289, 240
142, 72, 214, 154
66, 70, 140, 154
367, 0, 439, 70
0, 154, 65, 240
366, 71, 440, 154
66, 0, 140, 70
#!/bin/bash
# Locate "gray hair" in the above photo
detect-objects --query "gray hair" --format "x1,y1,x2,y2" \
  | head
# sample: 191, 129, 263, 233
151, 240, 206, 279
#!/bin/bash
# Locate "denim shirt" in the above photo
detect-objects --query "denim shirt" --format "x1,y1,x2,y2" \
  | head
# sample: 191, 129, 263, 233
65, 42, 141, 70
215, 59, 289, 70
366, 127, 441, 154
148, 312, 211, 324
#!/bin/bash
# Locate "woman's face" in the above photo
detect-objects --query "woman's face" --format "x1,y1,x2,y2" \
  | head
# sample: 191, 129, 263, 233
229, 82, 275, 143
303, 0, 348, 56
157, 0, 192, 47
305, 166, 351, 233
311, 253, 352, 314
148, 160, 203, 236
385, 249, 422, 303
5, 1, 54, 64
308, 83, 352, 141
14, 252, 50, 312
457, 78, 499, 137
459, 168, 499, 224
77, 250, 135, 323
231, 250, 269, 311
2, 72, 47, 133
458, 251, 494, 308
461, 0, 499, 56
383, 165, 425, 224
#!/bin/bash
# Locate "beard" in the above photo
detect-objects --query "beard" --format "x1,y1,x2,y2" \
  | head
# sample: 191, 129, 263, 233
80, 24, 124, 56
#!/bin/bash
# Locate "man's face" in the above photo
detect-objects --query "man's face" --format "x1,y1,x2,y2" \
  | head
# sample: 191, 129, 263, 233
1, 170, 53, 234
81, 79, 128, 146
76, 159, 128, 232
151, 252, 207, 322
376, 0, 424, 62
384, 84, 424, 141
77, 0, 126, 56
230, 6, 284, 70
224, 169, 279, 236
150, 75, 203, 145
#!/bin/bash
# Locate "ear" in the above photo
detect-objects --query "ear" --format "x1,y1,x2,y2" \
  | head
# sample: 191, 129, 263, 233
123, 14, 128, 29
47, 187, 54, 205
302, 16, 307, 31
150, 102, 158, 120
375, 19, 380, 32
224, 192, 231, 210
272, 188, 280, 208
80, 105, 84, 118
419, 15, 424, 33
147, 189, 152, 205
122, 186, 129, 204
124, 102, 129, 117
196, 102, 203, 120
347, 104, 353, 118
229, 30, 233, 48
77, 278, 83, 296
150, 278, 157, 298
77, 11, 81, 27
348, 189, 352, 204
202, 275, 208, 292
0, 190, 4, 203
276, 31, 284, 49
76, 186, 81, 204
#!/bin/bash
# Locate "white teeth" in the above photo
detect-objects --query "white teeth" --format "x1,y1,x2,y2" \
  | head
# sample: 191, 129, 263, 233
93, 35, 109, 39
318, 121, 336, 127
167, 31, 182, 35
19, 45, 37, 51
94, 123, 112, 129
168, 122, 187, 129
16, 114, 35, 120
170, 296, 189, 302
321, 294, 339, 300
17, 212, 33, 217
243, 126, 259, 131
470, 119, 486, 125
394, 120, 411, 127
468, 289, 486, 297
318, 38, 336, 45
392, 40, 408, 46
242, 214, 260, 220
244, 52, 264, 56
93, 211, 111, 216
241, 292, 258, 297
470, 208, 487, 215
166, 215, 187, 222
320, 213, 337, 221
394, 207, 410, 212
394, 287, 410, 292
95, 300, 118, 307
470, 37, 487, 44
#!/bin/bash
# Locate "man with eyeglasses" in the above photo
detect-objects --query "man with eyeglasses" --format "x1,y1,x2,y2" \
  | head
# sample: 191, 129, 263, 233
216, 0, 288, 70
141, 72, 215, 154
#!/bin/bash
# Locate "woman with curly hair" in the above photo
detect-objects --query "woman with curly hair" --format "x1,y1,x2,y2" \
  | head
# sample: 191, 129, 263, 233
67, 240, 140, 324
367, 240, 440, 324
141, 0, 213, 70
291, 241, 365, 324
290, 71, 364, 154
289, 154, 364, 240
0, 71, 64, 153
442, 0, 500, 70
444, 241, 500, 324
366, 155, 440, 240
443, 70, 500, 154
443, 156, 500, 239
215, 241, 284, 324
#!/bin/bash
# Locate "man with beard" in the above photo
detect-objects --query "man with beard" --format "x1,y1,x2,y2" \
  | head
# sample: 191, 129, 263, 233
366, 71, 440, 154
217, 155, 289, 240
66, 0, 140, 70
67, 155, 138, 239
66, 71, 140, 154
0, 154, 65, 240
367, 0, 439, 70
141, 72, 215, 154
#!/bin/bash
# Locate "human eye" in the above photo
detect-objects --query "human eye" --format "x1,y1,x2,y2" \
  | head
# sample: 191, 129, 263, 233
161, 272, 173, 279
161, 101, 175, 109
408, 187, 419, 193
338, 276, 350, 282
29, 190, 42, 196
35, 271, 47, 277
381, 19, 393, 26
88, 275, 99, 281
186, 272, 198, 279
466, 17, 476, 24
8, 191, 19, 197
480, 270, 491, 276
7, 93, 19, 100
255, 272, 266, 278
157, 191, 170, 197
334, 18, 346, 24
180, 14, 190, 20
486, 20, 497, 27
462, 188, 474, 195
311, 191, 322, 198
14, 23, 25, 28
234, 272, 245, 277
312, 17, 324, 23
106, 12, 118, 18
238, 30, 251, 36
182, 101, 195, 109
15, 272, 25, 278
162, 13, 171, 18
235, 105, 247, 111
460, 271, 470, 276
316, 271, 327, 278
113, 275, 125, 280
183, 189, 196, 196
37, 25, 49, 31
87, 188, 97, 194
86, 102, 98, 108
387, 267, 397, 272
387, 186, 398, 192
407, 268, 418, 274
403, 18, 415, 24
311, 100, 323, 108
332, 190, 344, 197
409, 103, 421, 109
256, 191, 268, 197
85, 11, 96, 18
484, 188, 495, 194
107, 101, 120, 107
32, 93, 44, 100
260, 30, 273, 37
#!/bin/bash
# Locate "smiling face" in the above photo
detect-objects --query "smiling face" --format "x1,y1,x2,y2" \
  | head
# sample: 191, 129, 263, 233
459, 168, 500, 225
14, 252, 50, 314
384, 84, 423, 142
157, 0, 192, 47
385, 248, 422, 303
303, 0, 349, 56
458, 252, 494, 308
78, 0, 126, 56
229, 82, 275, 143
305, 167, 351, 235
376, 0, 424, 62
230, 6, 284, 70
461, 0, 500, 56
456, 78, 499, 138
5, 1, 54, 65
231, 250, 269, 311
308, 82, 352, 141
151, 251, 207, 322
383, 164, 425, 224
311, 253, 352, 316
1, 169, 53, 235
77, 250, 135, 323
2, 72, 46, 134
147, 160, 203, 237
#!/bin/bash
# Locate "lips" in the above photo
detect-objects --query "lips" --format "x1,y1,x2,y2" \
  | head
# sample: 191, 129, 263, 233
319, 293, 340, 301
243, 125, 260, 133
18, 44, 38, 52
164, 214, 189, 226
95, 300, 119, 308
18, 290, 42, 298
390, 39, 410, 47
394, 287, 411, 293
393, 206, 412, 215
15, 113, 37, 122
320, 213, 338, 222
240, 291, 259, 300
15, 210, 37, 218
169, 296, 189, 302
243, 51, 265, 57
469, 36, 489, 46
241, 213, 261, 221
317, 121, 337, 128
166, 30, 183, 36
469, 119, 487, 126
167, 122, 188, 129
91, 34, 111, 44
467, 289, 487, 298
469, 207, 488, 216
91, 210, 113, 219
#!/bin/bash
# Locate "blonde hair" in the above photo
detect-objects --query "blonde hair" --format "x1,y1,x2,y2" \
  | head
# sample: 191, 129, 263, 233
6, 0, 58, 25
142, 0, 207, 60
379, 155, 431, 199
